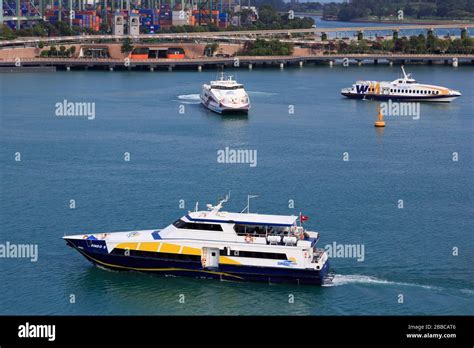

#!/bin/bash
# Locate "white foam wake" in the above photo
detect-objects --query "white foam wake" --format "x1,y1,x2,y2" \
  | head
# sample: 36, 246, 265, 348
323, 274, 441, 290
176, 94, 201, 104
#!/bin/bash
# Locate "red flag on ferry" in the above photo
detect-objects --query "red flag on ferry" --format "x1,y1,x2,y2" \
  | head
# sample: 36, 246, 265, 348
300, 213, 309, 222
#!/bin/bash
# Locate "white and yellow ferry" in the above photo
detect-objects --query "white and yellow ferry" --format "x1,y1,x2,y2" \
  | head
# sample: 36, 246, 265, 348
341, 66, 461, 102
63, 196, 329, 285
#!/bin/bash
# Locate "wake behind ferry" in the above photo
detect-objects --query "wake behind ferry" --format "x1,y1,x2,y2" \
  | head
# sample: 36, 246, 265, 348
341, 66, 461, 102
200, 73, 250, 114
63, 196, 329, 285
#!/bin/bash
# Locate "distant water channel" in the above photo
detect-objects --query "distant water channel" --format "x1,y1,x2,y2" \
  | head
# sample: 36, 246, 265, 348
311, 15, 473, 39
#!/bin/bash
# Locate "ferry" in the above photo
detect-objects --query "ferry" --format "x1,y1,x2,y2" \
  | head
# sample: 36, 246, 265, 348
200, 73, 250, 114
63, 196, 329, 285
341, 66, 461, 102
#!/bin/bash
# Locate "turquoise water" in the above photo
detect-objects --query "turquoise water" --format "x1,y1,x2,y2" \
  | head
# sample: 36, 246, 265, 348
0, 65, 473, 315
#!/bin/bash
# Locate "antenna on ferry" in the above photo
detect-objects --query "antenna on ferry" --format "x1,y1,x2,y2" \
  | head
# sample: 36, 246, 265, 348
195, 201, 199, 212
241, 194, 259, 214
207, 192, 230, 214
401, 65, 408, 79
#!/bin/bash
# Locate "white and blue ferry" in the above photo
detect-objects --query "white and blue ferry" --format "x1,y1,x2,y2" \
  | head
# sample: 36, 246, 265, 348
63, 196, 329, 285
341, 66, 461, 102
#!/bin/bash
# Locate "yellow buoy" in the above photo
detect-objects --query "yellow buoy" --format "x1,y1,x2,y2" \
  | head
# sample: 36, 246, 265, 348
374, 108, 386, 127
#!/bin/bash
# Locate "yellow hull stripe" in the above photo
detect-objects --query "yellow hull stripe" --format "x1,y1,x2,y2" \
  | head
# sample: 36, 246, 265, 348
160, 243, 181, 254
114, 242, 241, 265
75, 247, 244, 280
115, 242, 139, 250
181, 246, 201, 256
219, 256, 241, 265
139, 242, 161, 252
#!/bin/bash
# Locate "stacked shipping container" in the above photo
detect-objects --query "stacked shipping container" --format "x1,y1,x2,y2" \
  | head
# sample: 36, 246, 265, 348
38, 4, 229, 32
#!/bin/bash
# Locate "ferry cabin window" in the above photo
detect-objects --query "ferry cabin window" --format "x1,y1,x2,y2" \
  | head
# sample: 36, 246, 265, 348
234, 224, 290, 236
212, 85, 244, 90
173, 219, 223, 231
220, 248, 287, 260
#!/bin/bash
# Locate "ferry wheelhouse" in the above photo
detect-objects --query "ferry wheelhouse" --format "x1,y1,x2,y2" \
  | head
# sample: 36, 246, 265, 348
341, 66, 461, 102
63, 197, 329, 285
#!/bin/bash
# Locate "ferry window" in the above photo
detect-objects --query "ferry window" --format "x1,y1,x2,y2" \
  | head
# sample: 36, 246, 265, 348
213, 85, 244, 90
233, 250, 287, 260
173, 219, 187, 229
173, 219, 223, 231
233, 224, 268, 236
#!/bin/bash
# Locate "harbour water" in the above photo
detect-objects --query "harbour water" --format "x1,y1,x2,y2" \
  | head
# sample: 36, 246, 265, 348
0, 65, 473, 315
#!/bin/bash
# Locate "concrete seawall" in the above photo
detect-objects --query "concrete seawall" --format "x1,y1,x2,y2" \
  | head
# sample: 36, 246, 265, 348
1, 54, 472, 72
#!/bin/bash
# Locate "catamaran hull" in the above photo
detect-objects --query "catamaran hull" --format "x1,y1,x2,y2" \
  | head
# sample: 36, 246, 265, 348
201, 100, 250, 115
66, 239, 329, 285
341, 92, 459, 102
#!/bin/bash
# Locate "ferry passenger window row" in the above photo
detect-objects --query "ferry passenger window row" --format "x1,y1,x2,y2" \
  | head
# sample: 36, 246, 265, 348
390, 89, 439, 95
173, 219, 223, 231
234, 224, 268, 236
233, 224, 289, 236
212, 85, 244, 90
220, 248, 287, 260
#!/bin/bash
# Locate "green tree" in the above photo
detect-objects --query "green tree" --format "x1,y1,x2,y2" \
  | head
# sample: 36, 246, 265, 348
121, 38, 133, 54
49, 45, 58, 57
258, 5, 279, 25
204, 43, 219, 56
0, 24, 17, 39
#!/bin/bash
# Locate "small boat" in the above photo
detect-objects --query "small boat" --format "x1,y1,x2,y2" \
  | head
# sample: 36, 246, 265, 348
200, 73, 250, 114
341, 66, 461, 102
63, 196, 329, 285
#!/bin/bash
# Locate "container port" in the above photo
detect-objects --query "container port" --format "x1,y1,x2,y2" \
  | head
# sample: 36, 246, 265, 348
1, 0, 253, 32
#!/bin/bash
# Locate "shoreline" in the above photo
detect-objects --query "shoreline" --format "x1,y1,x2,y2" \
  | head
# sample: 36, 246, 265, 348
1, 54, 472, 72
320, 17, 474, 26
